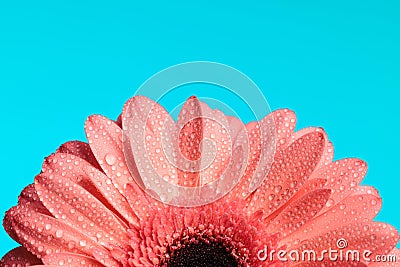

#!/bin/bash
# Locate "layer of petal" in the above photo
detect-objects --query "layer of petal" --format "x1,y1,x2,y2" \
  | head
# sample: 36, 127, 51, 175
57, 141, 101, 170
43, 252, 104, 267
35, 173, 129, 248
85, 115, 135, 194
283, 186, 382, 247
9, 203, 99, 259
0, 246, 42, 266
248, 130, 326, 217
41, 152, 138, 226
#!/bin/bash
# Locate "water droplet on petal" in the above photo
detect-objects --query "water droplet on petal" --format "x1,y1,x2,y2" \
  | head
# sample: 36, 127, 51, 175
326, 198, 334, 207
79, 240, 87, 247
56, 229, 63, 238
105, 154, 116, 165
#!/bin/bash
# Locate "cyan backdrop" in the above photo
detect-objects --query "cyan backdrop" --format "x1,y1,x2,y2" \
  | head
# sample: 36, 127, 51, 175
0, 1, 399, 255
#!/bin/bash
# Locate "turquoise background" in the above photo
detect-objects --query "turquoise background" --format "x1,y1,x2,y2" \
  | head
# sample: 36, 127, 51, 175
0, 1, 399, 256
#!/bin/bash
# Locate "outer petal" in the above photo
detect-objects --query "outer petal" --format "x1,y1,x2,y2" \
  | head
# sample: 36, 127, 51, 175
3, 184, 51, 244
9, 203, 99, 259
227, 109, 295, 201
92, 247, 123, 267
248, 130, 326, 217
120, 96, 178, 187
43, 252, 104, 266
270, 108, 296, 150
3, 207, 20, 244
266, 189, 331, 238
124, 183, 164, 221
57, 141, 101, 170
85, 115, 136, 195
315, 158, 368, 213
286, 127, 332, 171
35, 173, 129, 248
185, 98, 245, 187
0, 246, 42, 266
41, 152, 138, 226
283, 186, 382, 247
17, 184, 51, 215
259, 178, 328, 223
122, 96, 248, 206
176, 96, 203, 185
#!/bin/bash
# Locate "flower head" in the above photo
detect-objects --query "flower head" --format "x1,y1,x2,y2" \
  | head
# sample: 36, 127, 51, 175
1, 96, 399, 267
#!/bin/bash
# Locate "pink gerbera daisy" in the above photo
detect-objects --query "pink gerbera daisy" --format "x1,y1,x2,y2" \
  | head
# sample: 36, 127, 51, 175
1, 96, 399, 267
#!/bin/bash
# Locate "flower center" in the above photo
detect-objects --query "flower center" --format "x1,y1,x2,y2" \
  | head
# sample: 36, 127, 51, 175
166, 241, 238, 267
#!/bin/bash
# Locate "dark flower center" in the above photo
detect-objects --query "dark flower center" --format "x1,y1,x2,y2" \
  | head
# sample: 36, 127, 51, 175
166, 241, 238, 267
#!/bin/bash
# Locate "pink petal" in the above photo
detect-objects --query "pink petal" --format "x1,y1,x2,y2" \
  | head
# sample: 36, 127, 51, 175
41, 152, 138, 226
0, 246, 42, 266
181, 98, 243, 186
176, 96, 203, 186
271, 108, 297, 150
121, 96, 181, 203
3, 207, 20, 243
9, 203, 98, 259
57, 140, 101, 170
243, 112, 276, 194
316, 158, 368, 213
223, 121, 260, 200
283, 186, 382, 247
35, 173, 129, 248
122, 96, 248, 206
3, 184, 51, 244
248, 130, 326, 217
286, 127, 332, 171
85, 115, 136, 194
92, 246, 123, 267
266, 189, 331, 238
17, 184, 51, 216
261, 178, 328, 222
183, 99, 249, 202
124, 183, 163, 221
285, 178, 328, 205
227, 109, 295, 200
258, 178, 328, 238
43, 252, 104, 266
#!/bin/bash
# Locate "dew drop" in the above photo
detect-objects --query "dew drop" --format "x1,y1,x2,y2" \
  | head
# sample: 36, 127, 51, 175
105, 154, 116, 165
68, 241, 75, 249
326, 198, 334, 207
79, 240, 87, 247
56, 229, 63, 238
